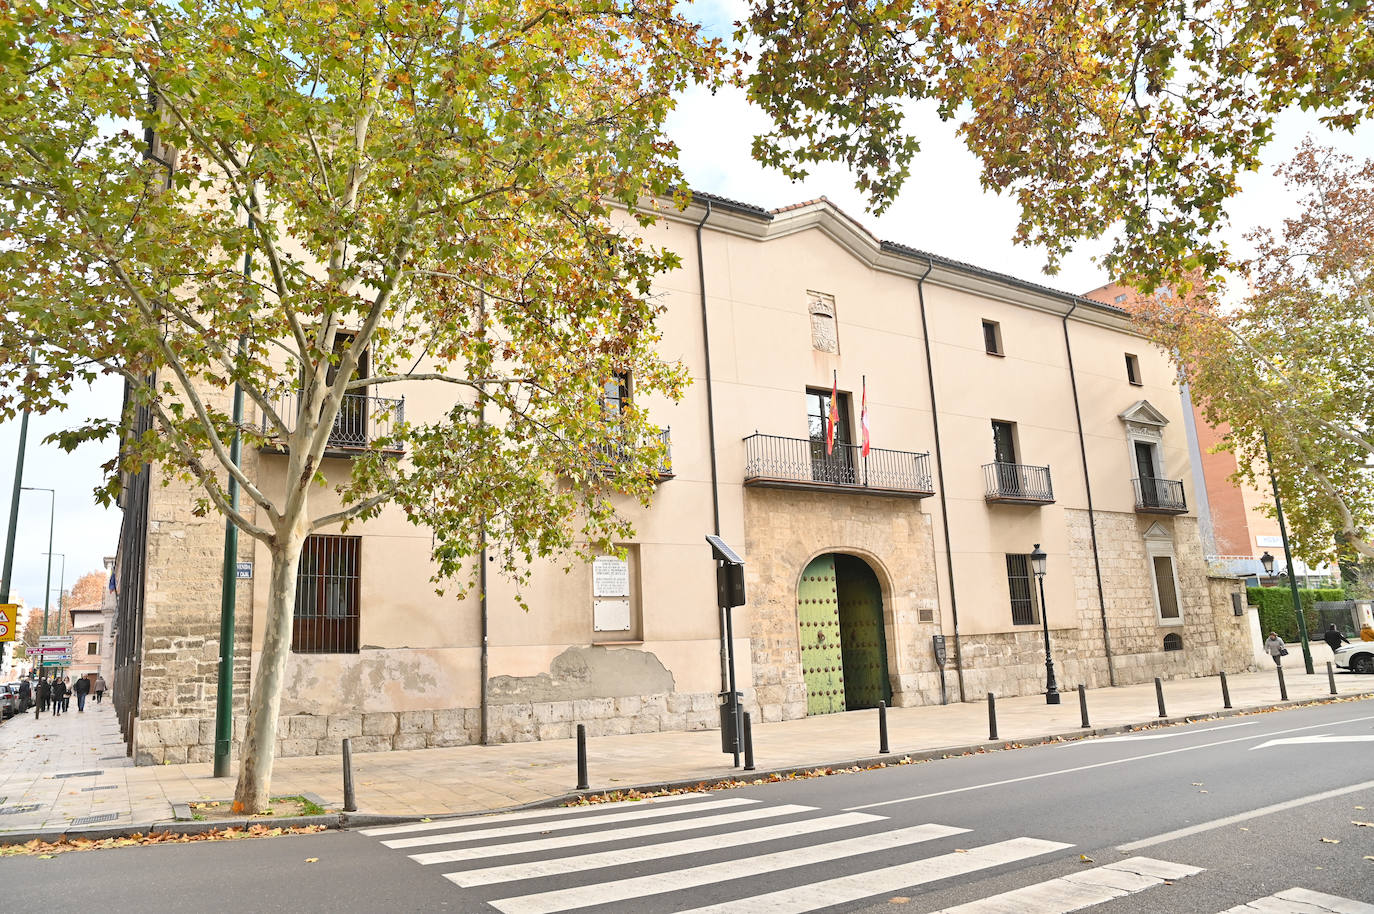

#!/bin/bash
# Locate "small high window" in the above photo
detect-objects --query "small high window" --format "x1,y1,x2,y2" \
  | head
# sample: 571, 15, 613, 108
1113, 293, 1127, 304
1125, 353, 1142, 385
1005, 554, 1039, 625
1163, 633, 1183, 651
87, 642, 99, 656
982, 320, 1003, 356
293, 534, 361, 653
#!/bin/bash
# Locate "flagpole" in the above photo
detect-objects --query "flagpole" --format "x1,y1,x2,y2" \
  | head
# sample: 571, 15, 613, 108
862, 375, 868, 487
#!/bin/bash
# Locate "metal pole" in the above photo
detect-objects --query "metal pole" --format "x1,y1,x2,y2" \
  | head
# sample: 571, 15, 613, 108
575, 724, 589, 790
987, 693, 998, 741
1155, 677, 1167, 718
1078, 684, 1090, 728
1262, 430, 1313, 674
214, 215, 252, 779
0, 404, 29, 669
878, 700, 890, 754
1036, 572, 1060, 704
341, 737, 357, 812
742, 712, 755, 772
724, 599, 742, 767
1327, 661, 1337, 696
1220, 671, 1232, 709
23, 487, 54, 636
1276, 664, 1288, 701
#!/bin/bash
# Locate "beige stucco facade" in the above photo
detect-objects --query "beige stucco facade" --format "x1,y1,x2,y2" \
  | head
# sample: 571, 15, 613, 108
115, 195, 1253, 764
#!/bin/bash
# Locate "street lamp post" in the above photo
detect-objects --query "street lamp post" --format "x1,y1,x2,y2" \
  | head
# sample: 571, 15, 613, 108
21, 487, 54, 636
1030, 544, 1061, 705
1260, 431, 1314, 675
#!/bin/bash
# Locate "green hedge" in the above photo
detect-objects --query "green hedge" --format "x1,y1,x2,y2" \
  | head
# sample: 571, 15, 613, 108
1246, 587, 1346, 641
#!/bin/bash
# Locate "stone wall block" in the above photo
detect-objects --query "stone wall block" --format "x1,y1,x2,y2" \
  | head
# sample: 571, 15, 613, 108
363, 712, 399, 737
349, 735, 394, 753
394, 733, 429, 751
327, 715, 363, 739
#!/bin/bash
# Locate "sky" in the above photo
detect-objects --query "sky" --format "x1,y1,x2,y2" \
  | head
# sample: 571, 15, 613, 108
1, 7, 1371, 611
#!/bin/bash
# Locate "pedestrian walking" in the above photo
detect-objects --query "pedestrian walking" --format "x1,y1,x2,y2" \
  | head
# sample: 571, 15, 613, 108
35, 677, 49, 714
61, 677, 72, 712
73, 674, 90, 712
94, 675, 107, 704
18, 678, 31, 711
1264, 631, 1287, 667
49, 677, 64, 716
1323, 623, 1350, 653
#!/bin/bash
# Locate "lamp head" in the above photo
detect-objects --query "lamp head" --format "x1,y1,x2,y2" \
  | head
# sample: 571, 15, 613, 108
1030, 543, 1047, 578
1260, 551, 1275, 575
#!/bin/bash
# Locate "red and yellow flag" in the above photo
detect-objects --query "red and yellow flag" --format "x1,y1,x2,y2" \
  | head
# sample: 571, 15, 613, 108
826, 370, 839, 455
860, 376, 871, 457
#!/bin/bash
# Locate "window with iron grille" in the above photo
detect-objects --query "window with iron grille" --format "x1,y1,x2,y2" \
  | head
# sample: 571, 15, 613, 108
293, 534, 361, 653
1006, 554, 1039, 625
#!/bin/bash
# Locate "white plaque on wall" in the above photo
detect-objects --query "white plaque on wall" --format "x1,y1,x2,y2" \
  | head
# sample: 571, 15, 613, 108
593, 599, 632, 632
593, 556, 630, 597
1256, 535, 1284, 548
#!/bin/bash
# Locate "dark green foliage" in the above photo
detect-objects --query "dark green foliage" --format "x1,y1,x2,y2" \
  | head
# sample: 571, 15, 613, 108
1246, 587, 1345, 641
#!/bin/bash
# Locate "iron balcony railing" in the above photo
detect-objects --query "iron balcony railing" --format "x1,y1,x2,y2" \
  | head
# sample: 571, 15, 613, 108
595, 427, 674, 478
263, 392, 405, 452
1133, 476, 1187, 514
742, 433, 934, 497
983, 461, 1054, 504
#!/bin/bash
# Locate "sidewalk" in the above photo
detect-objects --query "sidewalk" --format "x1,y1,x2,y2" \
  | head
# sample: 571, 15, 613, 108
1, 666, 1369, 840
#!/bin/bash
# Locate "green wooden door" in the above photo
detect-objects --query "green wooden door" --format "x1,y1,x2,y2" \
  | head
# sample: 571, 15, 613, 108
836, 555, 891, 710
798, 555, 846, 715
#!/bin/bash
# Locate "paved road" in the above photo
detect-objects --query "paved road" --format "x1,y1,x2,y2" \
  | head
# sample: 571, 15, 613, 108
6, 699, 1373, 913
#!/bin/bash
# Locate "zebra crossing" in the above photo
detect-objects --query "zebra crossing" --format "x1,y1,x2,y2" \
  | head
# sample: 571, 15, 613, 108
359, 793, 1371, 913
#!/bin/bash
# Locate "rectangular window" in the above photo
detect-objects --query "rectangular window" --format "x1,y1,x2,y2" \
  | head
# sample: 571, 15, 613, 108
1125, 353, 1141, 385
982, 320, 1003, 355
87, 642, 99, 656
1152, 555, 1181, 620
326, 333, 371, 448
1113, 293, 1127, 304
1006, 554, 1039, 625
602, 371, 630, 417
293, 534, 361, 653
806, 387, 855, 483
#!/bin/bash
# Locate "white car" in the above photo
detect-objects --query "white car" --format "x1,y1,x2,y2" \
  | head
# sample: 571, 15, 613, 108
1333, 641, 1374, 675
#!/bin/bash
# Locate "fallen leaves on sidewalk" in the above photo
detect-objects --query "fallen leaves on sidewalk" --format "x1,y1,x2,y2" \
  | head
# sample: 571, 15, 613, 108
0, 824, 327, 857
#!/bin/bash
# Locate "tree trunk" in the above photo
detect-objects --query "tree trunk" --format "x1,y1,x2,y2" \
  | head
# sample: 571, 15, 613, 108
232, 529, 305, 814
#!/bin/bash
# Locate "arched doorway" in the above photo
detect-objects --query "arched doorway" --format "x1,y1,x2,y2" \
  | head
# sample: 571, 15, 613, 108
797, 553, 892, 715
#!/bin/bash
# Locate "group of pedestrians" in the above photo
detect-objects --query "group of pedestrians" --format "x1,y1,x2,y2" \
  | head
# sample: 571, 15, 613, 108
30, 673, 105, 715
1262, 624, 1354, 666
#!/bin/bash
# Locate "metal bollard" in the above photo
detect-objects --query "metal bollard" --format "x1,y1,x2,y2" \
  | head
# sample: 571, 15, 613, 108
1155, 677, 1167, 718
1277, 665, 1288, 702
987, 693, 998, 741
1078, 684, 1090, 728
1220, 671, 1232, 709
342, 737, 357, 813
576, 724, 589, 790
878, 701, 890, 754
743, 712, 755, 772
1327, 662, 1338, 696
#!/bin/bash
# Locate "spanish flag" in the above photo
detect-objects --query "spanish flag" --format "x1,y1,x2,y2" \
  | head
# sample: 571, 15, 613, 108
826, 370, 839, 455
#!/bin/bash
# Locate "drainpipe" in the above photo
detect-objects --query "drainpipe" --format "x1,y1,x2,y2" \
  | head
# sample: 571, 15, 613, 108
915, 259, 965, 702
1061, 303, 1116, 685
694, 200, 729, 696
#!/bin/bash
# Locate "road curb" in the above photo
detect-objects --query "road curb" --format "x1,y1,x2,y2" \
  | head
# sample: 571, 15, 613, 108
1, 689, 1369, 846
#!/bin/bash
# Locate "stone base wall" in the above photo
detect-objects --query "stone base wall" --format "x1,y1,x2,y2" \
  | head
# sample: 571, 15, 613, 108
131, 690, 733, 763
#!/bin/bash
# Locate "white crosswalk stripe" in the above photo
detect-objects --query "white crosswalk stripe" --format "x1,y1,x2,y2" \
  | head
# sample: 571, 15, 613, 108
1218, 887, 1374, 913
358, 791, 708, 837
411, 803, 822, 866
442, 811, 884, 885
672, 838, 1073, 914
381, 796, 758, 849
487, 822, 972, 914
928, 856, 1203, 913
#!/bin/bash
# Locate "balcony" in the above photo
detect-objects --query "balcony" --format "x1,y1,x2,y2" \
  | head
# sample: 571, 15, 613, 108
260, 392, 405, 455
742, 433, 934, 498
983, 462, 1054, 505
1133, 477, 1187, 514
595, 427, 674, 480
